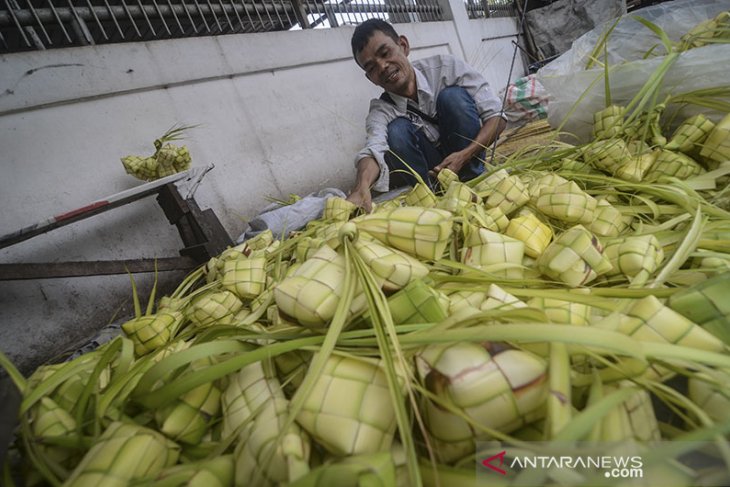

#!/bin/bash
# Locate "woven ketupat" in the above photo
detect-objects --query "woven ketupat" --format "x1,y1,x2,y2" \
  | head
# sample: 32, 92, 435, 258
386, 279, 449, 325
535, 181, 597, 224
603, 234, 664, 282
668, 273, 730, 345
537, 225, 612, 287
295, 354, 399, 456
416, 342, 548, 446
644, 150, 705, 182
274, 245, 366, 328
485, 176, 529, 216
354, 207, 453, 261
505, 211, 553, 259
462, 226, 524, 278
221, 256, 267, 300
187, 290, 243, 328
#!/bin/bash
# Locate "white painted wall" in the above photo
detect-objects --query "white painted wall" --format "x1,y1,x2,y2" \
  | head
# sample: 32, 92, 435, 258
0, 10, 525, 373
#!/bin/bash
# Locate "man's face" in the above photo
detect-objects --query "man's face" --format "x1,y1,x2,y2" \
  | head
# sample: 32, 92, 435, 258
356, 31, 414, 96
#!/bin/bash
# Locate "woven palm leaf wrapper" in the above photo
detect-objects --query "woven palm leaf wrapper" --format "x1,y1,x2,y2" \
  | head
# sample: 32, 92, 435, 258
536, 224, 613, 287
415, 342, 548, 462
294, 354, 401, 457
121, 125, 194, 181
461, 224, 525, 279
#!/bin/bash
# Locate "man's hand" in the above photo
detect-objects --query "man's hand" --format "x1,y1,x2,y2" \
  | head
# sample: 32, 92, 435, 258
346, 185, 373, 213
430, 149, 471, 177
347, 157, 380, 213
430, 116, 507, 179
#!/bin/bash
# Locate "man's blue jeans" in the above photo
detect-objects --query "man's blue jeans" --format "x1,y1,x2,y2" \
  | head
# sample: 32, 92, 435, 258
385, 86, 485, 190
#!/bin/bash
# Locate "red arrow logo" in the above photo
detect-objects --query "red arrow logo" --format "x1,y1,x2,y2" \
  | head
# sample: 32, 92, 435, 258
482, 450, 507, 475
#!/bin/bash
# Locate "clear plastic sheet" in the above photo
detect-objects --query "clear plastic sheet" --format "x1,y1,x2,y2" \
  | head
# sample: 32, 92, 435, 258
537, 0, 730, 143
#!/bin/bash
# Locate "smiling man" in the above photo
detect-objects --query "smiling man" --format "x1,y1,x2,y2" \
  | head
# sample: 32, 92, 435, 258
346, 19, 507, 212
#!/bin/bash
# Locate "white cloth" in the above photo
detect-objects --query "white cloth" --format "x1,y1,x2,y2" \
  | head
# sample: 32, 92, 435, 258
236, 188, 347, 243
354, 54, 504, 192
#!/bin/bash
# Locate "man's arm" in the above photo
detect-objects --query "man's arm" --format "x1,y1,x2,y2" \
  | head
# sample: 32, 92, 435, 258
346, 156, 380, 212
431, 115, 506, 176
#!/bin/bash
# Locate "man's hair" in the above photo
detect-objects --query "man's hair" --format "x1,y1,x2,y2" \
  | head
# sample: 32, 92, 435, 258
351, 19, 400, 65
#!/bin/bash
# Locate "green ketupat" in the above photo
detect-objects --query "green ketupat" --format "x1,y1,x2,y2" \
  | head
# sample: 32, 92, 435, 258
481, 284, 527, 311
528, 173, 569, 201
437, 168, 459, 192
416, 342, 548, 454
30, 397, 78, 468
436, 181, 479, 213
385, 278, 449, 325
615, 149, 659, 182
295, 354, 399, 456
221, 255, 268, 300
586, 199, 631, 238
155, 143, 181, 178
668, 272, 730, 344
644, 149, 705, 182
121, 271, 184, 357
446, 290, 486, 315
466, 204, 510, 233
64, 421, 180, 487
461, 225, 524, 279
535, 181, 597, 224
600, 382, 661, 443
505, 210, 553, 259
353, 206, 453, 261
353, 235, 429, 292
186, 290, 243, 328
121, 125, 194, 181
592, 105, 625, 140
121, 155, 158, 181
582, 138, 631, 175
273, 244, 366, 328
155, 357, 222, 444
122, 310, 184, 357
323, 197, 358, 222
618, 295, 726, 352
688, 368, 730, 423
484, 175, 530, 216
603, 234, 664, 283
699, 113, 730, 168
405, 183, 437, 208
537, 225, 613, 287
232, 364, 311, 486
664, 114, 716, 153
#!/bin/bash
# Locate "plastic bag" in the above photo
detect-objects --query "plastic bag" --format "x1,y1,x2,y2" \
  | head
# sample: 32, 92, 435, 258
540, 0, 730, 76
537, 0, 730, 143
500, 74, 549, 126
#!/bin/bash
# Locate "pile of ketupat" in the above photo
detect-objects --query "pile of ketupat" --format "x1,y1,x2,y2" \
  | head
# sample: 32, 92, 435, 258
3, 12, 730, 487
121, 126, 193, 182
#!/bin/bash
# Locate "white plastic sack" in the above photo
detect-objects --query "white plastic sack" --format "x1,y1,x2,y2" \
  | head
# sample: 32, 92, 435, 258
537, 0, 730, 143
236, 187, 347, 243
540, 0, 730, 76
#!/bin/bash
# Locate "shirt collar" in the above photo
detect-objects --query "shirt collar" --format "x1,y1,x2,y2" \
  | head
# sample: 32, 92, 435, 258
414, 68, 434, 100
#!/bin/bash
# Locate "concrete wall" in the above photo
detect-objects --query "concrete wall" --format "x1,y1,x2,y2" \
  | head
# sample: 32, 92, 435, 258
0, 7, 525, 373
